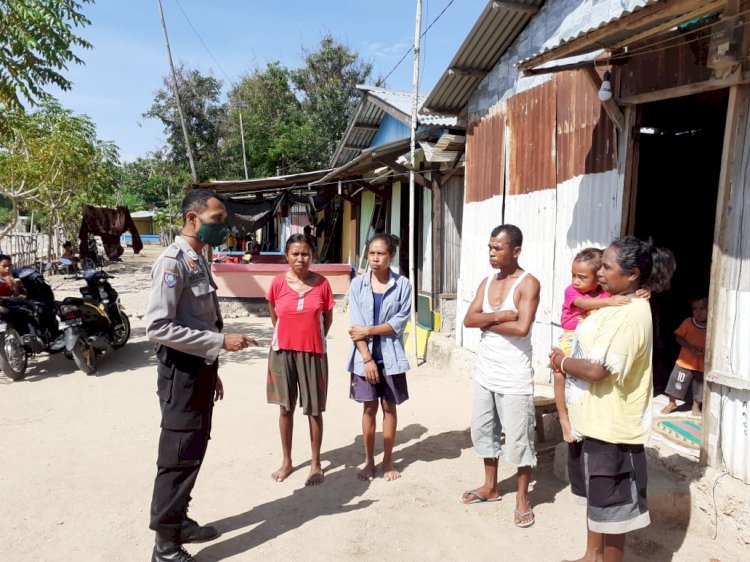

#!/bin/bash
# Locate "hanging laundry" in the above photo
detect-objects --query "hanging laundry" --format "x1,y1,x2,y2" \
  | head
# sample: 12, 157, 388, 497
78, 205, 143, 260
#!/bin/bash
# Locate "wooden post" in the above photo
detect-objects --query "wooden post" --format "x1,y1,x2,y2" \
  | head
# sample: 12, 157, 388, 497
618, 106, 640, 236
431, 178, 443, 305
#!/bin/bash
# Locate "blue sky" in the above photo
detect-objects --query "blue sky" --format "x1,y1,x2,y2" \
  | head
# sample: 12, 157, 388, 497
50, 0, 485, 162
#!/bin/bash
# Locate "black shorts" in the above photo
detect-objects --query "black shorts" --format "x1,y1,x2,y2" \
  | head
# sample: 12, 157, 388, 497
665, 364, 704, 402
568, 437, 651, 534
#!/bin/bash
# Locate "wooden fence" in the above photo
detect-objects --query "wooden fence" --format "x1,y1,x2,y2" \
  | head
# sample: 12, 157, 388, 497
0, 232, 55, 268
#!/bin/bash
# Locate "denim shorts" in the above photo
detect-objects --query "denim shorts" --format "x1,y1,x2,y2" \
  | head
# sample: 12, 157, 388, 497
470, 382, 537, 467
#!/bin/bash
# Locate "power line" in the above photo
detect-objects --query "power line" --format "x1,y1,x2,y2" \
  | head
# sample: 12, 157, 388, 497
381, 0, 455, 84
173, 0, 236, 87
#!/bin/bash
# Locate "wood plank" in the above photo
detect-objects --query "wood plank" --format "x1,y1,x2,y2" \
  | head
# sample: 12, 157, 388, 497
582, 67, 625, 131
432, 179, 443, 299
618, 106, 639, 236
618, 73, 750, 105
518, 0, 722, 72
352, 124, 380, 131
376, 157, 427, 188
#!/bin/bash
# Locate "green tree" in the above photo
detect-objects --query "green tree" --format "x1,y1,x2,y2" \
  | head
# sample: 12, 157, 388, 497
223, 62, 314, 178
115, 155, 189, 210
292, 34, 372, 167
0, 0, 93, 111
144, 64, 225, 181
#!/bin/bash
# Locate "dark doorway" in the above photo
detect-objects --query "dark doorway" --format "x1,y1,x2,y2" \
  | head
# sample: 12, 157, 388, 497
631, 89, 728, 393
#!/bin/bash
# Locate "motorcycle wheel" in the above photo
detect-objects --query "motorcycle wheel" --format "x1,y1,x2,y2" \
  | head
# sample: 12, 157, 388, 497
72, 338, 96, 375
0, 328, 28, 380
112, 313, 131, 349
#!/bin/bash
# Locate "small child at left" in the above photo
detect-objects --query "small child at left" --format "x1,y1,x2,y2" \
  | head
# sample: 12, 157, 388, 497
0, 254, 21, 297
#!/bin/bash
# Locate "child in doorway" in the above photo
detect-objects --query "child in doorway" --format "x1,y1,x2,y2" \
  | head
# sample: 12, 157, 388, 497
661, 296, 708, 416
554, 248, 646, 442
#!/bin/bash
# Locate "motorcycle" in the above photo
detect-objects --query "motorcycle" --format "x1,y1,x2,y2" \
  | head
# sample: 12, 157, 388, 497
0, 268, 64, 380
58, 269, 130, 374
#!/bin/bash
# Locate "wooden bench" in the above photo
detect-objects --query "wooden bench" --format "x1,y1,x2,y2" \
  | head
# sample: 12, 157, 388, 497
533, 384, 558, 444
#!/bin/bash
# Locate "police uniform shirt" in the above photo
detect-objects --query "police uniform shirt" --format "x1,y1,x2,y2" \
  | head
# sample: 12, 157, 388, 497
145, 235, 224, 362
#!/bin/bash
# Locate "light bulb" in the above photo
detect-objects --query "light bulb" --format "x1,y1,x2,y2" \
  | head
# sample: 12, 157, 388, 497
598, 71, 612, 102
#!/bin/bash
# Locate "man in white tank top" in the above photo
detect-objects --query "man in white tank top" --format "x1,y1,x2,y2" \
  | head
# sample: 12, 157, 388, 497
460, 225, 541, 529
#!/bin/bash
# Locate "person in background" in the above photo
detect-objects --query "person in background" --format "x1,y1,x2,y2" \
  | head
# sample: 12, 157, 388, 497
266, 233, 334, 486
661, 296, 708, 416
550, 236, 676, 562
0, 254, 21, 297
347, 233, 411, 481
461, 224, 540, 529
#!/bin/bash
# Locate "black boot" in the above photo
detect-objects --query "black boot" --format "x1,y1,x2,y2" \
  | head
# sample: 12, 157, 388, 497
180, 516, 219, 543
151, 537, 195, 562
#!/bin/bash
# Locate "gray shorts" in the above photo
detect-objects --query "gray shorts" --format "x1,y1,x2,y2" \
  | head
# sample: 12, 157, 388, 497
471, 382, 537, 467
665, 364, 704, 402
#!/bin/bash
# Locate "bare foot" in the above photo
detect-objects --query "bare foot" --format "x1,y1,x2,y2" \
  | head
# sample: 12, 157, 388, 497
459, 486, 500, 504
382, 463, 401, 481
271, 464, 293, 482
691, 405, 702, 417
357, 463, 376, 481
660, 401, 678, 415
305, 468, 324, 486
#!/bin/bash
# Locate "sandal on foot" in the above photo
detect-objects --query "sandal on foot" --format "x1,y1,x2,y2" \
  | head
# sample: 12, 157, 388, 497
514, 508, 535, 528
459, 490, 501, 504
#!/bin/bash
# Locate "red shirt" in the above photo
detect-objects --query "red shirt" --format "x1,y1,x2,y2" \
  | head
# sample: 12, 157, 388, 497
266, 273, 334, 354
0, 278, 15, 297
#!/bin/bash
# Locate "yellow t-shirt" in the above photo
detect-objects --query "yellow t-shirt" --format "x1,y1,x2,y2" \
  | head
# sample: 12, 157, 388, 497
566, 298, 653, 444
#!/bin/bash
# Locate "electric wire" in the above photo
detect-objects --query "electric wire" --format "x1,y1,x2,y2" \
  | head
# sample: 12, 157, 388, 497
381, 0, 455, 84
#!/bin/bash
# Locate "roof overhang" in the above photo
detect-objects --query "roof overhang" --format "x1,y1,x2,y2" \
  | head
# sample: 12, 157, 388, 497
518, 0, 726, 73
195, 169, 333, 195
421, 0, 544, 117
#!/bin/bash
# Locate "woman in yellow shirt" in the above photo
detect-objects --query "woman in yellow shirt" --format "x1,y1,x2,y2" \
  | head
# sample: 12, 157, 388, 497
549, 236, 675, 562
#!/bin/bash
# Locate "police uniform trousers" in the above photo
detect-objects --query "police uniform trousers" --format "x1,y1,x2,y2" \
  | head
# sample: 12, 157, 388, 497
149, 346, 218, 539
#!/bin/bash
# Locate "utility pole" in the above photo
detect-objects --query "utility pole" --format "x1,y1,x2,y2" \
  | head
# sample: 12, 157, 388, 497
238, 110, 249, 180
156, 0, 198, 185
408, 0, 422, 360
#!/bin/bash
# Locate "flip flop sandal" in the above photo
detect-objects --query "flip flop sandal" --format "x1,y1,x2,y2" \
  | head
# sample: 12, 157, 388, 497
459, 490, 502, 504
514, 508, 535, 528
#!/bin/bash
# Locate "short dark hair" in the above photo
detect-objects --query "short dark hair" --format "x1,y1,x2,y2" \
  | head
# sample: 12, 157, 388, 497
0, 254, 10, 263
182, 189, 222, 220
689, 295, 708, 306
368, 232, 400, 255
574, 247, 604, 269
63, 241, 72, 249
490, 224, 523, 248
285, 233, 313, 253
609, 236, 676, 293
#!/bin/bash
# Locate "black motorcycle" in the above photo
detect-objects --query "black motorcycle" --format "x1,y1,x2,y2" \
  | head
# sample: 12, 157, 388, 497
58, 270, 130, 374
0, 268, 64, 380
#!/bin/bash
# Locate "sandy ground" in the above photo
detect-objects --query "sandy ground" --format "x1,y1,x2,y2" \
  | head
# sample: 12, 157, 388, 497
0, 247, 742, 561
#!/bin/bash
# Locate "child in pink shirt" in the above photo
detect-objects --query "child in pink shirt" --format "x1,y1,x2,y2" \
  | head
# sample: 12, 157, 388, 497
555, 248, 646, 442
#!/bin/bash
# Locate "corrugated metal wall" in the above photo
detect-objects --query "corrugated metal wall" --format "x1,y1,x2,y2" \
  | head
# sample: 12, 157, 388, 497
705, 85, 750, 482
507, 79, 557, 194
458, 71, 620, 383
442, 175, 464, 293
465, 112, 505, 203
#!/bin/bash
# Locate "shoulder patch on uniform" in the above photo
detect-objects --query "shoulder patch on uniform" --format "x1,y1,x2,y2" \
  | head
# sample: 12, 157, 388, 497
163, 270, 179, 287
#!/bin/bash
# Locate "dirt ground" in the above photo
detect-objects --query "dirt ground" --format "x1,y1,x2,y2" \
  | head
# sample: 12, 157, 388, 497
0, 247, 742, 561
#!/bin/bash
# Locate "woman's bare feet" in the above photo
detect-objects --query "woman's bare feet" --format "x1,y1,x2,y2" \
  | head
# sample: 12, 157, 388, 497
272, 464, 294, 482
382, 463, 401, 481
357, 462, 376, 481
305, 467, 324, 486
691, 402, 702, 417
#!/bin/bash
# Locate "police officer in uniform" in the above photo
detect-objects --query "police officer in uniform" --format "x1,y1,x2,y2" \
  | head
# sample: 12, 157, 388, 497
146, 189, 257, 562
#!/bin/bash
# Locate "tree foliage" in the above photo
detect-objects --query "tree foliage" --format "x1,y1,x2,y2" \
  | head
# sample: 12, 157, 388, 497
0, 103, 119, 242
0, 0, 93, 111
144, 64, 225, 181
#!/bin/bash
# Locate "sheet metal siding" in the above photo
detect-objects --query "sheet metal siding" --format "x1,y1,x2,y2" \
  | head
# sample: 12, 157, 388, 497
466, 112, 505, 203
442, 175, 464, 293
457, 196, 504, 352
371, 114, 411, 148
716, 385, 750, 483
556, 71, 616, 181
